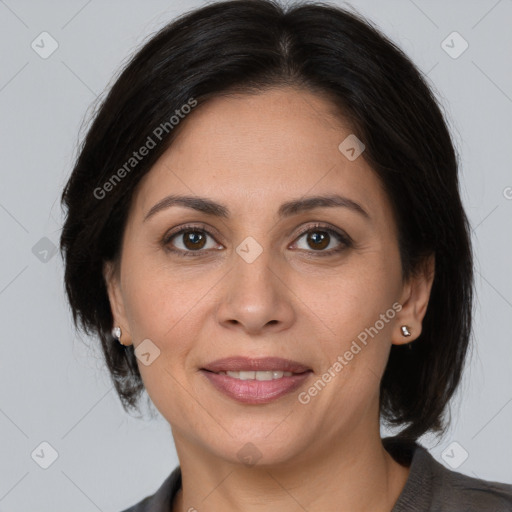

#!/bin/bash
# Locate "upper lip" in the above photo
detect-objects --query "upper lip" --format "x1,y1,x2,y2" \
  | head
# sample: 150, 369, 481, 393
201, 357, 311, 373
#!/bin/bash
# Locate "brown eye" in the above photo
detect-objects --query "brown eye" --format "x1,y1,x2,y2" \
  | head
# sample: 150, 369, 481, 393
292, 224, 352, 256
162, 223, 352, 258
162, 224, 221, 257
181, 230, 207, 250
305, 230, 330, 250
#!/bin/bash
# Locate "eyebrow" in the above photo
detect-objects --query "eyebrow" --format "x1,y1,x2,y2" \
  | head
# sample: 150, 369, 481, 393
143, 193, 370, 222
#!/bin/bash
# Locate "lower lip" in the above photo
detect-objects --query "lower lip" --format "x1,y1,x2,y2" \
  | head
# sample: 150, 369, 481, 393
200, 370, 313, 404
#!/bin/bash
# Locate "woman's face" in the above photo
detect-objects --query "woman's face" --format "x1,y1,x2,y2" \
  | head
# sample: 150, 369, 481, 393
105, 86, 432, 466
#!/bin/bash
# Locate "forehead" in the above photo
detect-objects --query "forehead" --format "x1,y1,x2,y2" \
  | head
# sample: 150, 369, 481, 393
131, 87, 391, 225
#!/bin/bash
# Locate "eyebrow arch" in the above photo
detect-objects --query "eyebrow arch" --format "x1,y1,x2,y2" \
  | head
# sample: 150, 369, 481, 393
143, 193, 370, 222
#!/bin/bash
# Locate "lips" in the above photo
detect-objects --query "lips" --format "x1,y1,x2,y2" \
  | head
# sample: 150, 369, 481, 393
201, 356, 311, 374
200, 356, 313, 403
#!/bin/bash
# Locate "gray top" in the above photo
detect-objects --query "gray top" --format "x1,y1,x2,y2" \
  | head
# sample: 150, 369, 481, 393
121, 436, 512, 512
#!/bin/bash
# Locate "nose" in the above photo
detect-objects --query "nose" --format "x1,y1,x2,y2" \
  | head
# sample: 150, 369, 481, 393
214, 244, 295, 336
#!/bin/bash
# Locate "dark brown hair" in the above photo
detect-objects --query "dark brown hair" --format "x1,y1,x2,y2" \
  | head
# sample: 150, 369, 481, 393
60, 0, 473, 441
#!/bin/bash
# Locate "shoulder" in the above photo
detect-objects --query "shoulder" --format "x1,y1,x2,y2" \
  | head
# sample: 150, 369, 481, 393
119, 465, 182, 512
384, 436, 512, 512
120, 495, 151, 512
429, 456, 512, 511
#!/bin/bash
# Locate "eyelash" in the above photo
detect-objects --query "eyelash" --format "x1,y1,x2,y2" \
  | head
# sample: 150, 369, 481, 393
161, 222, 353, 258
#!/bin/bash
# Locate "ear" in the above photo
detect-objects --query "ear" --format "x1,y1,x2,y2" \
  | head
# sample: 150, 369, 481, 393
392, 254, 435, 346
103, 260, 132, 346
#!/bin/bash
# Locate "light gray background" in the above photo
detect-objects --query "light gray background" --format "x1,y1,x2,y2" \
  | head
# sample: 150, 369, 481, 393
0, 0, 511, 510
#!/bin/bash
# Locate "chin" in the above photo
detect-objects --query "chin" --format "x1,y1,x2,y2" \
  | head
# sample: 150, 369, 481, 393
209, 428, 309, 468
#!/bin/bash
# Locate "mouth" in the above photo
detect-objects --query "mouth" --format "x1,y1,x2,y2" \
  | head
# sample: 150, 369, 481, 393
200, 356, 313, 404
201, 356, 312, 374
202, 369, 307, 380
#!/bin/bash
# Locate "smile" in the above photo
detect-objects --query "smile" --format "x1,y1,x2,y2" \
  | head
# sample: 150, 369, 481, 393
214, 370, 294, 379
200, 369, 313, 404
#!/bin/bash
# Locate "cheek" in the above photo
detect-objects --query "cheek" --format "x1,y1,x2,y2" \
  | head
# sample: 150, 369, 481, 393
301, 281, 398, 425
121, 264, 204, 411
121, 254, 211, 340
298, 256, 400, 399
304, 259, 400, 339
120, 260, 215, 390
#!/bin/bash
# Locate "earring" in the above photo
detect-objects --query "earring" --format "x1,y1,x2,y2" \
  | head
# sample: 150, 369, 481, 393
401, 325, 412, 337
112, 326, 124, 345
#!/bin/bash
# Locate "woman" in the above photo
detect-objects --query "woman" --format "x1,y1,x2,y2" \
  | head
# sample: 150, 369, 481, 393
59, 0, 512, 510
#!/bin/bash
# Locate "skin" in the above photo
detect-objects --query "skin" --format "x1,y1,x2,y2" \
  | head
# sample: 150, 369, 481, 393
104, 86, 435, 512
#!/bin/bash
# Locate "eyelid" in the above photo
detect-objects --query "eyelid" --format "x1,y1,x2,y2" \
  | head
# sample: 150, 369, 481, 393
162, 222, 221, 243
291, 222, 353, 246
162, 221, 352, 256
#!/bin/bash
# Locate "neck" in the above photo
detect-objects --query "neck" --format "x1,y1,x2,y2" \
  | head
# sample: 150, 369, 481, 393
171, 420, 410, 512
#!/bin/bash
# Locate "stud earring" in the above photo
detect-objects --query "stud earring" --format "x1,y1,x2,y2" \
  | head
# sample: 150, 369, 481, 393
401, 325, 412, 337
112, 326, 124, 345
